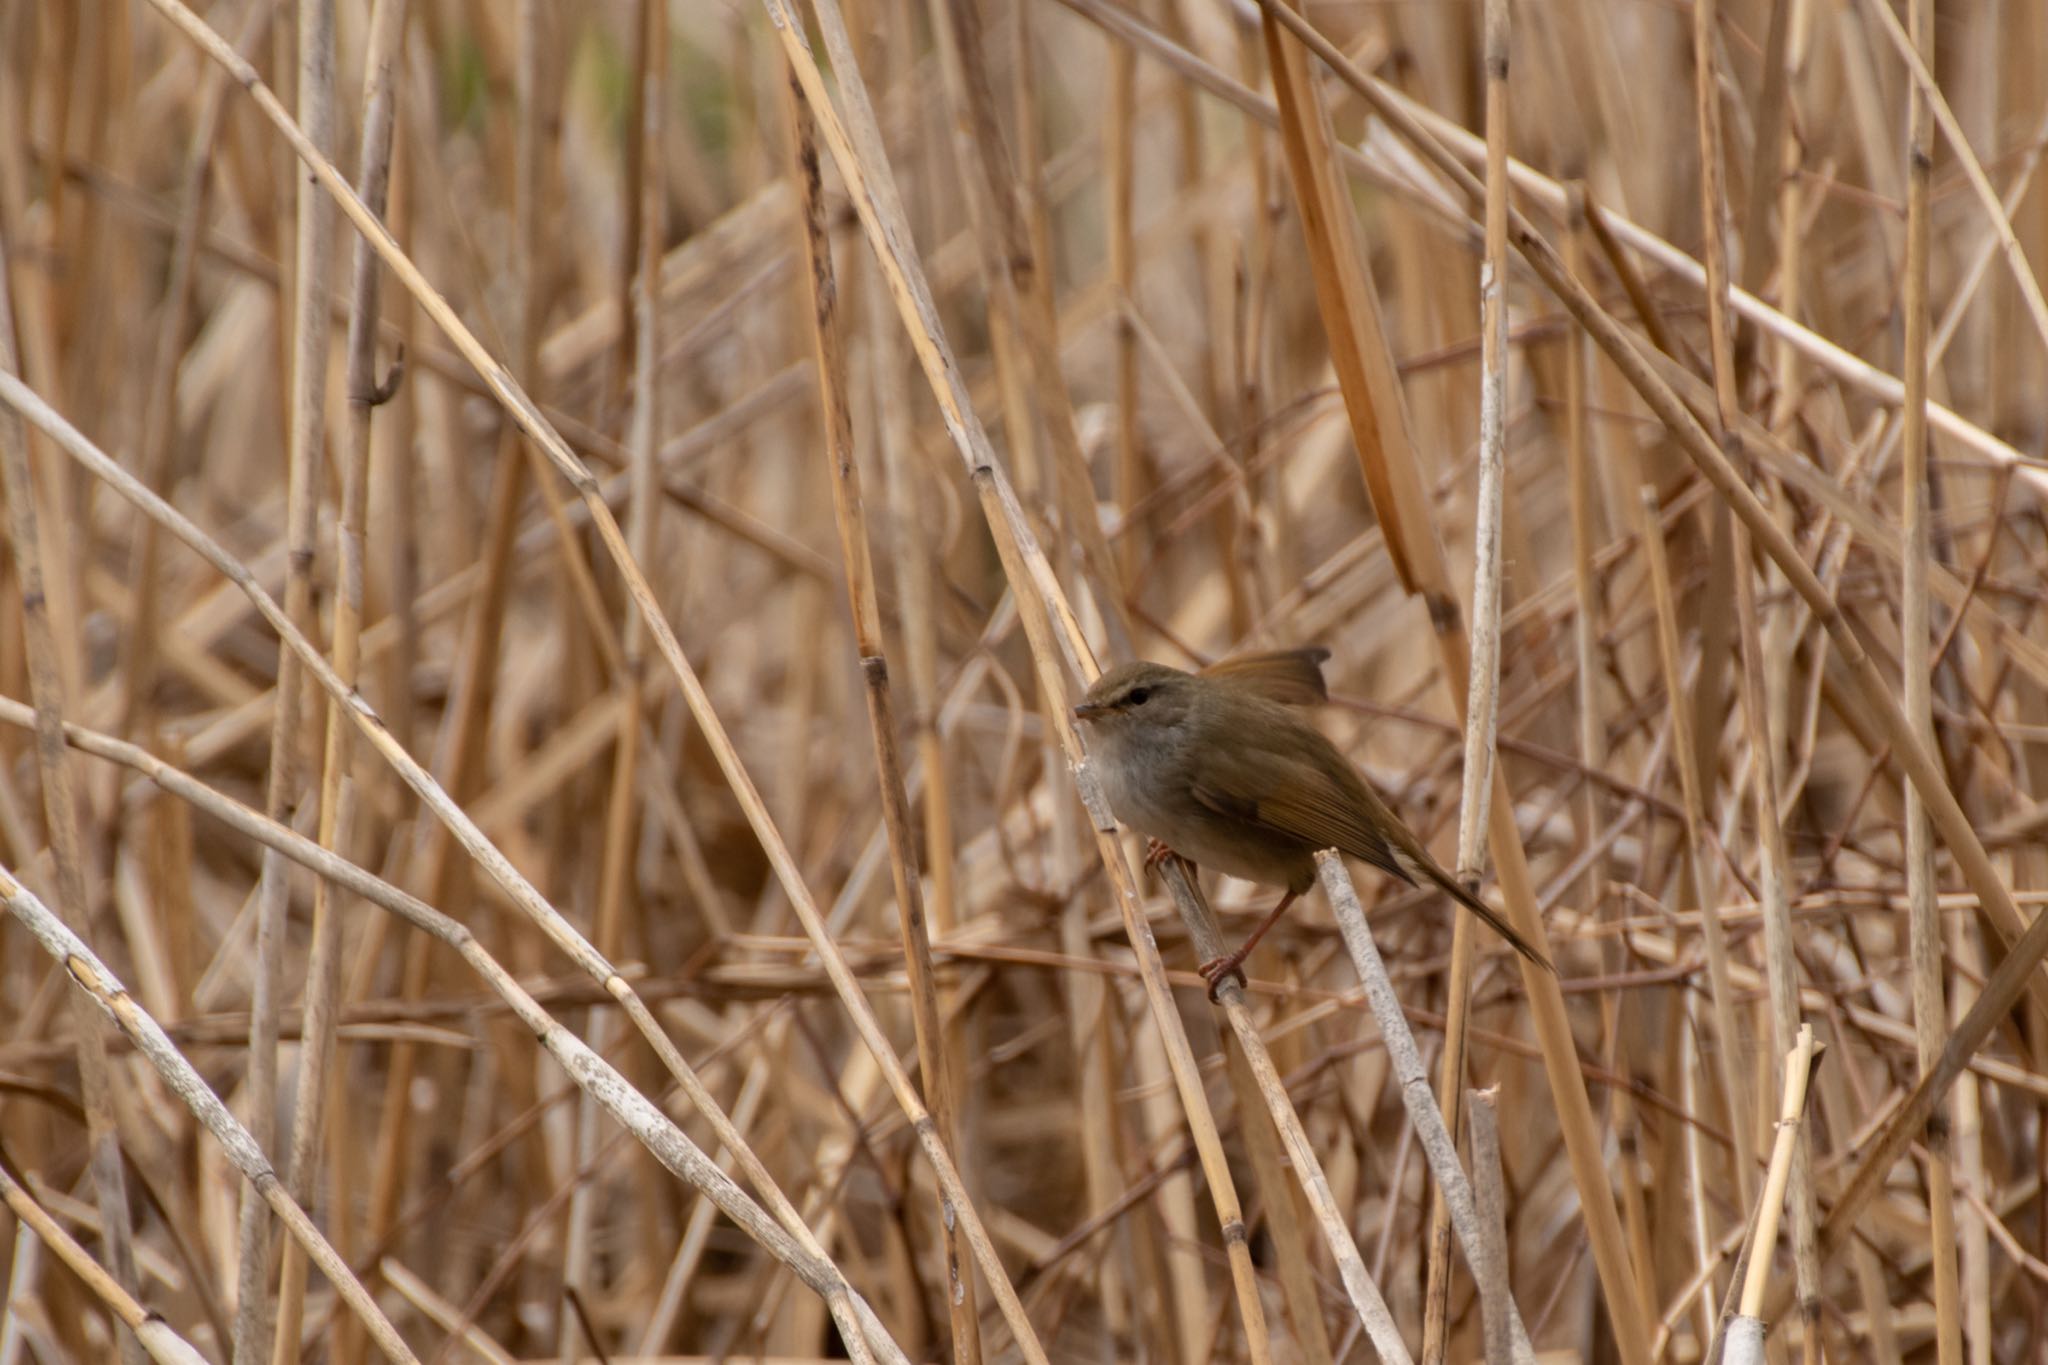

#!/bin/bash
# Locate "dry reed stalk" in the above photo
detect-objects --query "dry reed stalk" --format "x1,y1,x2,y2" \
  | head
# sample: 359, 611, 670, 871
269, 4, 406, 1361
0, 199, 145, 1365
1466, 1087, 1511, 1365
1899, 0, 1964, 1360
1179, 870, 1391, 1360
1056, 0, 2036, 475
0, 1152, 207, 1365
564, 0, 654, 1348
1423, 0, 1512, 1351
780, 62, 982, 1365
1722, 1026, 1819, 1365
234, 3, 335, 1359
1730, 470, 1822, 1347
1854, 0, 2048, 355
0, 862, 420, 1362
1316, 852, 1533, 1363
920, 0, 1134, 659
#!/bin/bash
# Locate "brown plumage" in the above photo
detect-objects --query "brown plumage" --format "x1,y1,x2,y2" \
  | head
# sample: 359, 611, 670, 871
1074, 650, 1550, 991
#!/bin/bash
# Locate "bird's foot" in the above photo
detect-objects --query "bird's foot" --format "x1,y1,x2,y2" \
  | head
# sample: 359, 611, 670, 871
1144, 839, 1193, 878
1197, 950, 1249, 1002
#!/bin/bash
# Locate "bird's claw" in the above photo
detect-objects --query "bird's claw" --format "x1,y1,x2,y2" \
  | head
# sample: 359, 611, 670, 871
1144, 839, 1192, 878
1198, 952, 1248, 1002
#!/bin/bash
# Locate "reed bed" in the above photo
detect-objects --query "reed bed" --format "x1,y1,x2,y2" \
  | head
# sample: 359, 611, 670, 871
0, 0, 2045, 1360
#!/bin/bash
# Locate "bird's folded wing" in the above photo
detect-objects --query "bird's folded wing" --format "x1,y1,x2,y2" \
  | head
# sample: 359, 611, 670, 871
1190, 768, 1412, 886
1195, 647, 1331, 705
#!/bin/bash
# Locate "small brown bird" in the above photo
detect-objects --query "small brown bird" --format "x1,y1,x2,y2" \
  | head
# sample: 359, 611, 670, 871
1073, 649, 1550, 995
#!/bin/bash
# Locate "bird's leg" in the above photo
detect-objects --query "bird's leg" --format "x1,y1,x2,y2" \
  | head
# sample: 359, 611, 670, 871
1198, 888, 1301, 1001
1144, 838, 1194, 879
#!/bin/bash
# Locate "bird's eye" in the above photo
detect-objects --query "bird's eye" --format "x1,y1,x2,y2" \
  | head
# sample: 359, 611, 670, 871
1127, 687, 1151, 706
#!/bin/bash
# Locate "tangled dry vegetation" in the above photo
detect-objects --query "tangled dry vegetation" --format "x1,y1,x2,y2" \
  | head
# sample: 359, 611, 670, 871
1, 0, 2046, 1360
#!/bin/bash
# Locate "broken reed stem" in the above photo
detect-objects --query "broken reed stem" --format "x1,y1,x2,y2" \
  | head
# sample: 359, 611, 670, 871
780, 61, 981, 1365
270, 1, 405, 1360
1899, 0, 1964, 1358
1738, 1026, 1819, 1319
1724, 1026, 1821, 1365
1467, 1088, 1513, 1365
1426, 0, 1511, 1352
1316, 851, 1536, 1365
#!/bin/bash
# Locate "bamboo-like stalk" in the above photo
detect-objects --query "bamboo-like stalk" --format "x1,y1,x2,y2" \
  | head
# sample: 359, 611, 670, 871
236, 5, 335, 1358
270, 3, 405, 1361
1424, 0, 1512, 1351
1316, 852, 1535, 1364
1722, 1026, 1820, 1364
1170, 860, 1393, 1361
780, 62, 983, 1365
1898, 0, 1964, 1357
0, 234, 146, 1365
1467, 1088, 1512, 1365
1107, 24, 1140, 589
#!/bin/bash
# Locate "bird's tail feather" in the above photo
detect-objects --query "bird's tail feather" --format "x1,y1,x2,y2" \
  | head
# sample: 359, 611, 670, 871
1426, 862, 1554, 972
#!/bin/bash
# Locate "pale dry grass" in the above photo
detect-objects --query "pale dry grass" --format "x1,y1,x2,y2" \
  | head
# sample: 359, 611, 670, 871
0, 0, 2046, 1361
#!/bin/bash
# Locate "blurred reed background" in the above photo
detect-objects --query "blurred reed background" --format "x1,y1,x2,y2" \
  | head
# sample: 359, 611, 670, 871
0, 0, 2045, 1360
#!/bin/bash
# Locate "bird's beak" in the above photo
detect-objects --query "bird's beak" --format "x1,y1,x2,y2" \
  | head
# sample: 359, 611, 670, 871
1072, 700, 1110, 722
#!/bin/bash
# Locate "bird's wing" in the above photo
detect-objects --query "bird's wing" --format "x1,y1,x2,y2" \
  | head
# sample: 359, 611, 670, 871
1193, 758, 1555, 968
1196, 647, 1331, 706
1188, 747, 1414, 887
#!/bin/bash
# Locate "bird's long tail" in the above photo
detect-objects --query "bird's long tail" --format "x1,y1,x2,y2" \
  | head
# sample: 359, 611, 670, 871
1424, 861, 1554, 972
